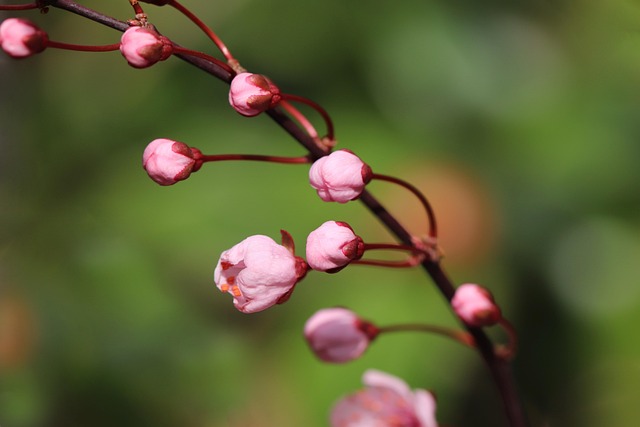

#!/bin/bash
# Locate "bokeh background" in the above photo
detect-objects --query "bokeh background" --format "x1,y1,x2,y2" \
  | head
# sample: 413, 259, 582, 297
2, 0, 640, 426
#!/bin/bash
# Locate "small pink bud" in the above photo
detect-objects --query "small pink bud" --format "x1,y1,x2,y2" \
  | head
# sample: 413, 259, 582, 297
331, 369, 439, 427
229, 72, 281, 117
304, 307, 377, 363
309, 149, 372, 203
142, 138, 201, 185
120, 26, 173, 69
306, 221, 364, 273
451, 283, 502, 327
0, 18, 48, 59
214, 235, 305, 313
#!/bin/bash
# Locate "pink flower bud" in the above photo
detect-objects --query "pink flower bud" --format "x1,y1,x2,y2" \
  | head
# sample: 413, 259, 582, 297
120, 26, 173, 69
229, 72, 281, 117
451, 283, 502, 327
304, 307, 377, 363
331, 369, 439, 427
142, 138, 201, 186
309, 150, 372, 203
0, 18, 48, 59
306, 221, 364, 273
214, 235, 306, 313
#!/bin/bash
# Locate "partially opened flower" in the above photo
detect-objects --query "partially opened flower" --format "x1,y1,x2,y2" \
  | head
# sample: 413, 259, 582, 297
214, 234, 307, 313
331, 369, 438, 427
0, 18, 48, 58
306, 221, 364, 272
142, 138, 202, 185
309, 150, 372, 203
451, 283, 502, 327
120, 26, 173, 68
304, 307, 378, 363
229, 72, 281, 117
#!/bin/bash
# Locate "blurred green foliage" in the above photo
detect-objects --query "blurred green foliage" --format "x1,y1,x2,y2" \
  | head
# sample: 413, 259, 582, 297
1, 0, 640, 426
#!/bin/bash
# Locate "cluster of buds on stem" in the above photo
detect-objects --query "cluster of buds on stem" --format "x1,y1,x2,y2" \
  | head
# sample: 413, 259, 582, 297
0, 2, 524, 426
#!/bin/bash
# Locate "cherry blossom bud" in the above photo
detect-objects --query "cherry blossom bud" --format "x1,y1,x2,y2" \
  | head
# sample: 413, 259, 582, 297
309, 149, 372, 203
214, 235, 307, 314
142, 138, 202, 186
304, 307, 377, 363
120, 26, 173, 69
306, 221, 364, 273
451, 283, 502, 327
0, 18, 48, 59
331, 370, 438, 427
229, 72, 281, 117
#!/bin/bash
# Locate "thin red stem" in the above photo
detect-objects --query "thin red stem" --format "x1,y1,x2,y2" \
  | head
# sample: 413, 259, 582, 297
378, 323, 475, 348
169, 0, 235, 62
351, 258, 419, 268
372, 173, 437, 238
0, 3, 39, 10
199, 153, 311, 164
364, 242, 422, 253
172, 46, 234, 74
282, 93, 335, 140
279, 100, 319, 140
46, 41, 120, 52
496, 318, 518, 361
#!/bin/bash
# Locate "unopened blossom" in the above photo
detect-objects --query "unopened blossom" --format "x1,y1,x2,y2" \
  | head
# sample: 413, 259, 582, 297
142, 138, 202, 185
304, 307, 377, 363
306, 221, 364, 273
0, 18, 48, 58
309, 150, 372, 203
451, 283, 502, 327
214, 235, 307, 314
120, 26, 173, 69
331, 369, 438, 427
229, 72, 281, 116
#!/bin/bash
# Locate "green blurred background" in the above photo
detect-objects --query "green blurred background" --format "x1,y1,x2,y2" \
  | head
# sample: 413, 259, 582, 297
1, 0, 640, 426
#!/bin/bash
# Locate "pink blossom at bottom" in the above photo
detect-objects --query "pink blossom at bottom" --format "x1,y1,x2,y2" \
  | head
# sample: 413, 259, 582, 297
214, 235, 305, 313
330, 369, 438, 427
451, 283, 502, 327
304, 307, 377, 363
0, 18, 48, 58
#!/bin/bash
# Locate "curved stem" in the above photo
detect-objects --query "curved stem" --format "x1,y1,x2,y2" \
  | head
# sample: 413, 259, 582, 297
46, 41, 120, 52
364, 242, 422, 252
172, 46, 234, 74
199, 153, 311, 164
378, 324, 475, 348
169, 0, 235, 62
372, 173, 437, 238
279, 100, 319, 140
0, 3, 39, 10
351, 258, 420, 268
496, 317, 518, 361
282, 93, 335, 140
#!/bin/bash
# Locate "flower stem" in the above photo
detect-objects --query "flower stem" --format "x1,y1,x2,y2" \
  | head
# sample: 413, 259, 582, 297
371, 173, 437, 238
46, 41, 120, 52
169, 0, 235, 62
172, 46, 234, 74
279, 100, 319, 140
198, 153, 311, 164
0, 3, 39, 10
378, 324, 475, 348
495, 317, 518, 361
281, 93, 335, 140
